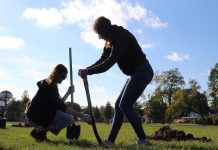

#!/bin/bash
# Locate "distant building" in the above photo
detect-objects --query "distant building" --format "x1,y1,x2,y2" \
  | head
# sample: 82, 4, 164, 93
208, 110, 218, 117
0, 101, 5, 107
187, 112, 201, 118
175, 112, 201, 123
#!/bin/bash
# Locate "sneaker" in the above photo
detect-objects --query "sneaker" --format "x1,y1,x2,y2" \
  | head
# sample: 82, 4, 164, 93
102, 139, 115, 148
136, 138, 151, 145
30, 128, 47, 141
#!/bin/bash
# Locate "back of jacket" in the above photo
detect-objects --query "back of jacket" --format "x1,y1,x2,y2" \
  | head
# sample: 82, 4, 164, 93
27, 80, 66, 128
87, 25, 147, 76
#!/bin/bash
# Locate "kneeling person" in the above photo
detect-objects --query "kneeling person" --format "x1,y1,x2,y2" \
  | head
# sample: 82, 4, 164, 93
26, 64, 91, 141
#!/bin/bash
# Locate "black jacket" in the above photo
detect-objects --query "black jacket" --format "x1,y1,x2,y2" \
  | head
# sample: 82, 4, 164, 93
26, 80, 67, 128
87, 25, 147, 76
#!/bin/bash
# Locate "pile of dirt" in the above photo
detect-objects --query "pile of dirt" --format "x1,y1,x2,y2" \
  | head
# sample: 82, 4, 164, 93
152, 125, 212, 142
11, 123, 32, 128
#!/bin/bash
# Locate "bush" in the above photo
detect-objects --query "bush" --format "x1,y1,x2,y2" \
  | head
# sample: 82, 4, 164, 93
212, 115, 218, 125
206, 117, 213, 125
193, 118, 202, 124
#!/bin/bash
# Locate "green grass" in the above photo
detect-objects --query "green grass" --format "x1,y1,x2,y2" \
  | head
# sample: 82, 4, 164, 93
0, 122, 218, 150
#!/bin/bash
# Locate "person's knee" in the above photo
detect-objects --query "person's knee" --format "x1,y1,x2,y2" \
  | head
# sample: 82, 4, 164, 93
119, 102, 131, 113
70, 116, 75, 124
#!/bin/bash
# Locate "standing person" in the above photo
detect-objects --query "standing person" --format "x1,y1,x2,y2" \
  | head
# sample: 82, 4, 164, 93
27, 64, 91, 141
78, 16, 154, 146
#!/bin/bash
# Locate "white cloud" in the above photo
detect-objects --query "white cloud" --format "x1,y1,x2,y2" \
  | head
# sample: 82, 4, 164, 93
80, 31, 105, 49
144, 10, 168, 29
22, 8, 63, 28
165, 51, 190, 62
0, 27, 6, 33
92, 85, 106, 93
22, 0, 167, 49
106, 72, 125, 80
0, 36, 25, 50
135, 29, 143, 34
140, 43, 154, 50
0, 69, 7, 78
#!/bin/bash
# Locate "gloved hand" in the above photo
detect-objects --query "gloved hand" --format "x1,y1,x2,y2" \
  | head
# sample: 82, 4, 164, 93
67, 85, 75, 95
80, 113, 92, 124
78, 69, 88, 78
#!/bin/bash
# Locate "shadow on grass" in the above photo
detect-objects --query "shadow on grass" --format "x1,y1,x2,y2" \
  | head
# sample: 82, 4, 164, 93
44, 140, 154, 149
45, 139, 98, 148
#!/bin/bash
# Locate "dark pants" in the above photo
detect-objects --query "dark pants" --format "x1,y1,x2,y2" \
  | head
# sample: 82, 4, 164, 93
108, 62, 153, 142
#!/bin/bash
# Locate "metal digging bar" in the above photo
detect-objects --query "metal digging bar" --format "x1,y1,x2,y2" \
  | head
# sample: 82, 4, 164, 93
82, 76, 102, 144
66, 47, 81, 140
69, 47, 74, 103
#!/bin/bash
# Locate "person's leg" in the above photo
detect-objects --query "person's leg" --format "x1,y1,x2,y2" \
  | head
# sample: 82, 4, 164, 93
27, 118, 47, 141
119, 66, 153, 140
47, 110, 74, 135
107, 80, 129, 142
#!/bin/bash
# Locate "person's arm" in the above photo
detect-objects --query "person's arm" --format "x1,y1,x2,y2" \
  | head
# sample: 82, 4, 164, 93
86, 46, 111, 69
87, 38, 128, 75
65, 106, 91, 124
65, 106, 82, 118
61, 85, 74, 102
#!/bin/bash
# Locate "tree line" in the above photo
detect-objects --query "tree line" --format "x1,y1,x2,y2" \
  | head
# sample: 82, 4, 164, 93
4, 63, 218, 125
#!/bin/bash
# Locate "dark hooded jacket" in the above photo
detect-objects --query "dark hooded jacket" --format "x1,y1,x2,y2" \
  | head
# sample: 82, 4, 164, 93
87, 25, 149, 76
26, 80, 67, 128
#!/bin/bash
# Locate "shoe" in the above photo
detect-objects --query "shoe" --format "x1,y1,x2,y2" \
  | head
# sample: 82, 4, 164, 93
102, 139, 115, 148
30, 128, 47, 141
135, 138, 151, 145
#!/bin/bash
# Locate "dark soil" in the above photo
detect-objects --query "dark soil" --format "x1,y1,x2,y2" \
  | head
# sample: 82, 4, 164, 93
11, 123, 32, 128
152, 125, 212, 142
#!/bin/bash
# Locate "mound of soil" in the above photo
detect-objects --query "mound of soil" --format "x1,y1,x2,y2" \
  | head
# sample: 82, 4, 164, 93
152, 125, 212, 142
11, 123, 32, 128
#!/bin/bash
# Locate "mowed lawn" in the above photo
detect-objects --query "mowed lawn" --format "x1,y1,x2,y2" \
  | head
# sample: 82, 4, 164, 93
0, 122, 218, 150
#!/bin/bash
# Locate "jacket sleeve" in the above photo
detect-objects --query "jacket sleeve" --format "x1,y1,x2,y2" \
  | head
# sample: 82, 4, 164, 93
87, 36, 128, 75
86, 46, 111, 69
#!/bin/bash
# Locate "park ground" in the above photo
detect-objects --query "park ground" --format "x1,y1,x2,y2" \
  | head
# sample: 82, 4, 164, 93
0, 122, 218, 150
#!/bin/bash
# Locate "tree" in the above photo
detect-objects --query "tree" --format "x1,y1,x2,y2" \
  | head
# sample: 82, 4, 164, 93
5, 99, 23, 121
65, 102, 82, 112
133, 101, 144, 116
93, 106, 102, 122
154, 68, 185, 106
208, 63, 218, 110
103, 102, 114, 124
20, 90, 30, 120
191, 91, 210, 122
81, 106, 89, 114
145, 88, 167, 123
21, 90, 30, 107
189, 79, 201, 90
167, 89, 190, 119
168, 79, 209, 124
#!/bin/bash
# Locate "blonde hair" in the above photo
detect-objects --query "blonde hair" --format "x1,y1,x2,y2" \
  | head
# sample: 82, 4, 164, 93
46, 64, 68, 84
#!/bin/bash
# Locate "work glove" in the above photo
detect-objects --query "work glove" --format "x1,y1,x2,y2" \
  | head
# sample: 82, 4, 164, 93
68, 85, 75, 93
80, 113, 92, 124
78, 69, 88, 78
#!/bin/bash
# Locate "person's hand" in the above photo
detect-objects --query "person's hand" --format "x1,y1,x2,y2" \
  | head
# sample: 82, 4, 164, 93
67, 85, 75, 95
78, 69, 88, 78
80, 113, 92, 124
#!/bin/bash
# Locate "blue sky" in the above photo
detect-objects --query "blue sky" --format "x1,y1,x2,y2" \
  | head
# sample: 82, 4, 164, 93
0, 0, 218, 107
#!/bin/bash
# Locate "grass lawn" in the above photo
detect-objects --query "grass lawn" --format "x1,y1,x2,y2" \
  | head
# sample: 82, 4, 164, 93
0, 122, 218, 150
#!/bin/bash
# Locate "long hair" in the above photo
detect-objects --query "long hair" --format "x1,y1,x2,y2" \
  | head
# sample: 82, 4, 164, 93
46, 64, 67, 84
93, 16, 111, 39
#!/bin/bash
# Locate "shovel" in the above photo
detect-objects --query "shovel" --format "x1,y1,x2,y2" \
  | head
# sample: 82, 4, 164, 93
83, 76, 102, 144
